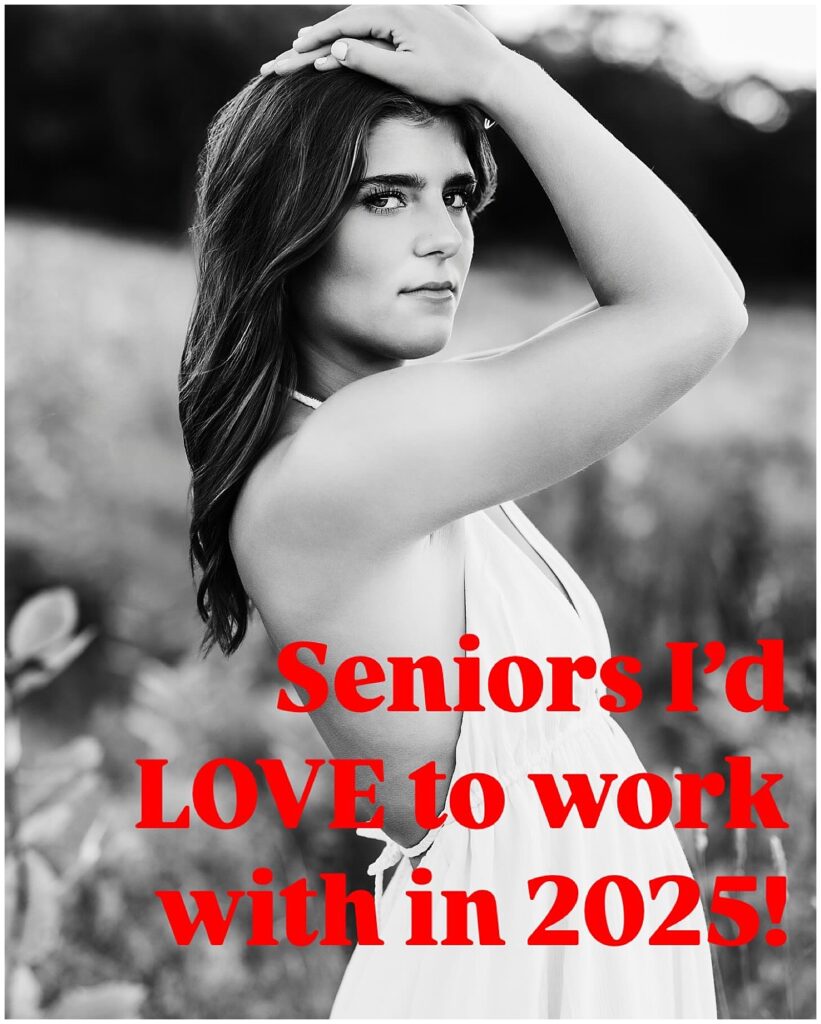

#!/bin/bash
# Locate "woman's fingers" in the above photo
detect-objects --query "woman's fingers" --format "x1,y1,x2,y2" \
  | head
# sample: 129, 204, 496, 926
313, 53, 343, 73
261, 35, 403, 82
260, 43, 333, 77
325, 38, 405, 82
291, 6, 400, 52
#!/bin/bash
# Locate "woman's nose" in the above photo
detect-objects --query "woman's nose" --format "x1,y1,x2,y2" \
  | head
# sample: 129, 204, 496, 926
413, 201, 463, 259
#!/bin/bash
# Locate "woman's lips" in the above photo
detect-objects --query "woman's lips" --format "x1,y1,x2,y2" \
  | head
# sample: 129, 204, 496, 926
403, 287, 455, 301
401, 282, 456, 302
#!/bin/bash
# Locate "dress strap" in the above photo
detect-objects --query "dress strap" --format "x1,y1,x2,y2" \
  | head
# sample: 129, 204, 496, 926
356, 825, 442, 932
291, 388, 323, 409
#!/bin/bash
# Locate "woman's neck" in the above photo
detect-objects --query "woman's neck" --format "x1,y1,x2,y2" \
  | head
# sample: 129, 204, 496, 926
296, 347, 404, 403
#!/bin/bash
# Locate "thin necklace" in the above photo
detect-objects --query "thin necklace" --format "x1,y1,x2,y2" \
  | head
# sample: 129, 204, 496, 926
291, 388, 323, 409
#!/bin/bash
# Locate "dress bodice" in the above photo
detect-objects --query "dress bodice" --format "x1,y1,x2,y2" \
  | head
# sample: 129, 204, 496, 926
356, 500, 617, 916
440, 501, 614, 819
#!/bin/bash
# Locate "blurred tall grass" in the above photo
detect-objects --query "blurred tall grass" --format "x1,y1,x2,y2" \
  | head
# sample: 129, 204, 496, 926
5, 214, 815, 1017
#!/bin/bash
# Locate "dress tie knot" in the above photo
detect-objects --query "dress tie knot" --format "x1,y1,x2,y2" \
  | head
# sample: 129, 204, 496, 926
356, 825, 442, 933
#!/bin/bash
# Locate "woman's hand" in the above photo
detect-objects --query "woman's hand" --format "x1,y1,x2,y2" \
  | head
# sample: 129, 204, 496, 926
260, 5, 512, 108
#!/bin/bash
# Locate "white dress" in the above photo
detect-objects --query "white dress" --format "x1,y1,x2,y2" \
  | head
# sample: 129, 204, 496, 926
328, 500, 718, 1019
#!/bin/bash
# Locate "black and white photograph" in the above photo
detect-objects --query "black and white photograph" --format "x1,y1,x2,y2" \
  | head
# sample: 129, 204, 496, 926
5, 4, 816, 1019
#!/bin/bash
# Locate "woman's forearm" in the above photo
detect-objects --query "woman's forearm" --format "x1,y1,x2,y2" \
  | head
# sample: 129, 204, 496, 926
479, 54, 746, 317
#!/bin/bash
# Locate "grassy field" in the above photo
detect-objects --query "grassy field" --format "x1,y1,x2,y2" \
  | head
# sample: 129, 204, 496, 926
6, 214, 815, 1017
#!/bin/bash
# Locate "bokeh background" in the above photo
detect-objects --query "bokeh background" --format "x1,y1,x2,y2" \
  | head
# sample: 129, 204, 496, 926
5, 4, 815, 1018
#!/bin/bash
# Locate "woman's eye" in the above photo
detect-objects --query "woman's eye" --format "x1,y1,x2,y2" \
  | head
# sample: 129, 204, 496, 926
363, 191, 406, 213
445, 188, 475, 211
372, 195, 403, 209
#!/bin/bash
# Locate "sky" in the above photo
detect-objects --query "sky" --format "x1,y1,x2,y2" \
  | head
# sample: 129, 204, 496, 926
479, 4, 816, 90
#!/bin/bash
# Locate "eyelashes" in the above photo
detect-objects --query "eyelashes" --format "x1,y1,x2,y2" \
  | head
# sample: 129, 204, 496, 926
360, 185, 479, 216
361, 188, 406, 214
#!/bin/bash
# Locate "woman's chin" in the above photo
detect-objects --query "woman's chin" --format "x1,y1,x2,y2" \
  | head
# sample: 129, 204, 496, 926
394, 327, 452, 360
354, 324, 452, 363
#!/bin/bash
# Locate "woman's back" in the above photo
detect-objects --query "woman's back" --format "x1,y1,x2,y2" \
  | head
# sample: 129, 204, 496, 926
230, 395, 468, 843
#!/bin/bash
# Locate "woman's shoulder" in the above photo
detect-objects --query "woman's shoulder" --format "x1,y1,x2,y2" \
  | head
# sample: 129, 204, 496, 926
229, 417, 303, 573
229, 399, 378, 596
229, 425, 339, 637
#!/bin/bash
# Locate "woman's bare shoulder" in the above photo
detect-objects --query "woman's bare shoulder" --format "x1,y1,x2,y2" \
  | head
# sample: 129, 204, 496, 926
229, 400, 384, 595
229, 429, 345, 644
229, 406, 308, 562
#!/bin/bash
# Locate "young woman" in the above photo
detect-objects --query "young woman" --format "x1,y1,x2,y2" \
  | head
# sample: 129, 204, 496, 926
180, 6, 747, 1017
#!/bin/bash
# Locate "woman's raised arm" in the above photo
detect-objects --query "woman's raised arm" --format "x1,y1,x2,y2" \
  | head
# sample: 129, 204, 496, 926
265, 6, 748, 548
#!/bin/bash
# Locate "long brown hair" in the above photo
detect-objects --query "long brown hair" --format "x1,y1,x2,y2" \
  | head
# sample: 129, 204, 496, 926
180, 69, 497, 656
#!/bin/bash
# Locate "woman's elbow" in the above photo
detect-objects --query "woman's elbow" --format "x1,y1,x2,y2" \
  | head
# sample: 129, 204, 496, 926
676, 298, 748, 386
680, 287, 749, 360
710, 294, 749, 353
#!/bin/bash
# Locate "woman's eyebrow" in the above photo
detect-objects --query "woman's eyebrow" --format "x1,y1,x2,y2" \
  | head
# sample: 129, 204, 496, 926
357, 172, 478, 190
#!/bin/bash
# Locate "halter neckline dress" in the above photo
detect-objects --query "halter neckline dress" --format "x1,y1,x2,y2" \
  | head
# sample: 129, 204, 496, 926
290, 389, 717, 1019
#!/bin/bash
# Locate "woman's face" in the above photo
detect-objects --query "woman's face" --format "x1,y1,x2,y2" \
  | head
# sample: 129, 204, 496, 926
289, 115, 476, 370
